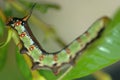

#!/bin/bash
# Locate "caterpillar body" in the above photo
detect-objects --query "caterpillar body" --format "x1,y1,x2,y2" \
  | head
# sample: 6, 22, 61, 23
6, 11, 109, 74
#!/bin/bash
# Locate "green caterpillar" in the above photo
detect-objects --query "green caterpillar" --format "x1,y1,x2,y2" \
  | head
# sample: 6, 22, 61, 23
6, 7, 109, 75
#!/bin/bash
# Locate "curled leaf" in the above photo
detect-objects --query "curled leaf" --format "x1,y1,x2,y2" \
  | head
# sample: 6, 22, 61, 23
0, 29, 13, 48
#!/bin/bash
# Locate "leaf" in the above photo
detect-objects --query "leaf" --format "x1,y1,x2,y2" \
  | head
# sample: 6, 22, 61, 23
0, 18, 5, 36
61, 9, 120, 80
16, 48, 32, 80
0, 29, 13, 48
0, 46, 8, 70
0, 18, 9, 70
16, 48, 46, 80
39, 70, 62, 80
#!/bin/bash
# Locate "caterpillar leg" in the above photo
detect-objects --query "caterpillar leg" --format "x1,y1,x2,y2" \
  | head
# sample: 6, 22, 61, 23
17, 41, 28, 54
31, 62, 40, 70
52, 67, 60, 75
20, 47, 28, 54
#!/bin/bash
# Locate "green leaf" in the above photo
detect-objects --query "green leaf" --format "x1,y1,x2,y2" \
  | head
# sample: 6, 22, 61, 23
0, 29, 13, 48
0, 18, 10, 70
16, 48, 32, 80
16, 48, 46, 80
0, 46, 8, 70
61, 9, 120, 80
39, 70, 62, 80
0, 18, 5, 36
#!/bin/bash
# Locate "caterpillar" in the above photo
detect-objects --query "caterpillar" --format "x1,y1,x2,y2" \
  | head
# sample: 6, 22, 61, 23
6, 5, 109, 75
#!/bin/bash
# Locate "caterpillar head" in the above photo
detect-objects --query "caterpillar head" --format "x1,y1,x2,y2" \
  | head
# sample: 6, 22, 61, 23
6, 17, 21, 28
6, 15, 30, 28
6, 3, 36, 28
